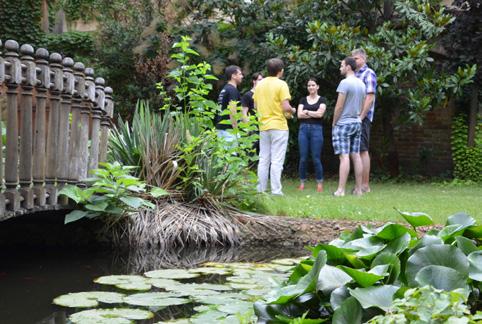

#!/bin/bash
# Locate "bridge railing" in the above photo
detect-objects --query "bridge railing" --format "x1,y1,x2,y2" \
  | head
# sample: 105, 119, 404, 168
0, 39, 114, 221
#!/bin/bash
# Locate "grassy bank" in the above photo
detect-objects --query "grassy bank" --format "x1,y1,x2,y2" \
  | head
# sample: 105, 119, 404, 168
251, 179, 482, 224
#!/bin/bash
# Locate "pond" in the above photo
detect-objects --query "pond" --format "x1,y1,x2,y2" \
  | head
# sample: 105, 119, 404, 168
0, 245, 308, 323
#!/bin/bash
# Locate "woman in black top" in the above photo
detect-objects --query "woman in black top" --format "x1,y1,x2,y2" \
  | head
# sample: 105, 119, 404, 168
297, 78, 327, 192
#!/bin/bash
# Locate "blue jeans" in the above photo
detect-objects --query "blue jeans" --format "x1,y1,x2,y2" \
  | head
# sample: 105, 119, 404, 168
298, 123, 324, 182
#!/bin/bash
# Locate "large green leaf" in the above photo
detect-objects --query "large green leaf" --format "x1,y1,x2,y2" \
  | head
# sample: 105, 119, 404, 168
468, 251, 482, 281
268, 251, 326, 304
406, 245, 469, 286
330, 286, 350, 310
308, 244, 357, 265
150, 186, 169, 198
332, 297, 362, 324
316, 265, 352, 295
64, 210, 89, 224
69, 308, 153, 323
53, 291, 125, 308
343, 237, 386, 259
58, 185, 84, 203
338, 266, 385, 288
94, 275, 152, 291
397, 210, 433, 228
371, 252, 401, 284
446, 212, 476, 228
411, 234, 443, 254
382, 233, 411, 255
374, 223, 416, 240
124, 292, 190, 307
465, 225, 482, 239
414, 265, 468, 291
456, 236, 479, 255
349, 285, 399, 311
144, 269, 200, 279
120, 196, 146, 209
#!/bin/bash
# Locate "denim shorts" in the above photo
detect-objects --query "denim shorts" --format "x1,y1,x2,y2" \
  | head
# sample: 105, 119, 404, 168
332, 122, 361, 155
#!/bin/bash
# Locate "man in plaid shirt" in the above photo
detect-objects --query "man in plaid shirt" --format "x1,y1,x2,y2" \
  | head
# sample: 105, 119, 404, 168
352, 48, 377, 193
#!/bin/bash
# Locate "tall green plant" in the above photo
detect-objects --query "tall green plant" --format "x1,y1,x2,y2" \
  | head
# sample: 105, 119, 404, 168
451, 114, 482, 182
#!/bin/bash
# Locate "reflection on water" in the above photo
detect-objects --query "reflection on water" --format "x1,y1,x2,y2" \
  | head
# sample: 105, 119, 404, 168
0, 245, 308, 324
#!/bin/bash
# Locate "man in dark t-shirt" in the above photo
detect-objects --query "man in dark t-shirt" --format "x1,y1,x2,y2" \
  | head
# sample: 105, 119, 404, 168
216, 65, 243, 142
241, 72, 263, 122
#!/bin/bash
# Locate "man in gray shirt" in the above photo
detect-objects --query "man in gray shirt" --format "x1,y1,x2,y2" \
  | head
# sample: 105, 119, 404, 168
332, 57, 366, 196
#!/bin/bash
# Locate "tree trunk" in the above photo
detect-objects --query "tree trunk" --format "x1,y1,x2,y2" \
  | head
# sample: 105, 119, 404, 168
383, 0, 394, 20
467, 85, 479, 147
40, 0, 49, 32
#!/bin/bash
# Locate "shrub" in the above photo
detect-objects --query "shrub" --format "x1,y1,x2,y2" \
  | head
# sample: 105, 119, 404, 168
451, 114, 482, 182
254, 211, 482, 323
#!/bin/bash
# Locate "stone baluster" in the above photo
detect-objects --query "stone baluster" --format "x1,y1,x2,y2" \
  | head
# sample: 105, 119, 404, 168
99, 86, 113, 163
4, 40, 22, 211
80, 67, 95, 181
0, 40, 5, 214
32, 48, 50, 207
68, 62, 85, 184
57, 57, 74, 205
19, 44, 36, 209
88, 77, 105, 172
45, 52, 63, 205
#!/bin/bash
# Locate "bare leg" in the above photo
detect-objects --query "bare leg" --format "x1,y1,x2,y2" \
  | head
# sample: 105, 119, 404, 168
360, 151, 371, 192
335, 154, 350, 195
351, 152, 363, 195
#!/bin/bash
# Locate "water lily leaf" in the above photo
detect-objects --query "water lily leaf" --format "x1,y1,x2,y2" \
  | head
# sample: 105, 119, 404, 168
194, 283, 233, 291
438, 224, 467, 242
446, 212, 476, 228
268, 251, 327, 304
374, 223, 416, 240
397, 210, 433, 228
94, 275, 152, 291
188, 267, 232, 275
330, 286, 350, 310
271, 258, 302, 266
411, 234, 443, 254
149, 278, 180, 290
156, 319, 191, 324
270, 265, 295, 273
53, 291, 125, 308
338, 266, 385, 288
406, 244, 469, 286
349, 285, 399, 311
69, 308, 153, 323
371, 252, 401, 284
309, 244, 357, 264
229, 283, 261, 290
468, 251, 482, 281
190, 310, 226, 324
193, 295, 239, 305
343, 237, 386, 259
124, 292, 189, 307
316, 265, 352, 295
218, 301, 253, 314
456, 236, 479, 255
144, 269, 200, 279
368, 265, 390, 276
165, 283, 220, 296
226, 276, 258, 284
415, 265, 468, 291
332, 296, 362, 324
465, 225, 482, 239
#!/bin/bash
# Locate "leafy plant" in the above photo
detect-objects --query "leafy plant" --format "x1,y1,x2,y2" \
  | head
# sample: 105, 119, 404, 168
59, 161, 167, 224
451, 114, 482, 182
368, 286, 482, 324
254, 212, 482, 323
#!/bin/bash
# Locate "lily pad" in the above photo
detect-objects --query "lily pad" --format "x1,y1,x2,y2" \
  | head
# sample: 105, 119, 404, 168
415, 265, 468, 291
271, 258, 302, 265
229, 283, 261, 290
468, 250, 482, 281
193, 295, 239, 305
144, 269, 201, 279
124, 292, 190, 307
149, 278, 181, 290
189, 267, 233, 275
94, 275, 152, 291
316, 265, 352, 295
69, 308, 153, 323
53, 291, 125, 308
338, 266, 385, 288
349, 285, 400, 311
218, 301, 253, 314
190, 310, 226, 324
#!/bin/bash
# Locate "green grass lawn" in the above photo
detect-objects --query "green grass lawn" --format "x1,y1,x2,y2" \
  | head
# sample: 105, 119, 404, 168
252, 179, 482, 224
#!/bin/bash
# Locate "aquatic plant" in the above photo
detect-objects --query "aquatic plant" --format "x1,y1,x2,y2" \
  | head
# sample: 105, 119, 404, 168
254, 212, 482, 323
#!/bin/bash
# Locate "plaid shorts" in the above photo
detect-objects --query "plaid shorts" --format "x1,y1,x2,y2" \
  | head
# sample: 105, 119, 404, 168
332, 122, 361, 155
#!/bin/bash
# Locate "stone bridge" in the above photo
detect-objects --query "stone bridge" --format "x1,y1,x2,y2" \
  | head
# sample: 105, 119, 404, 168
0, 39, 114, 221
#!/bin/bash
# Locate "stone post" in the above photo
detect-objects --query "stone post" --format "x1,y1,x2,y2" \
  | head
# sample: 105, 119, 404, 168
19, 44, 36, 209
68, 62, 86, 184
33, 48, 50, 207
88, 77, 105, 172
4, 40, 22, 211
80, 67, 95, 181
57, 57, 74, 206
45, 52, 63, 205
99, 86, 113, 163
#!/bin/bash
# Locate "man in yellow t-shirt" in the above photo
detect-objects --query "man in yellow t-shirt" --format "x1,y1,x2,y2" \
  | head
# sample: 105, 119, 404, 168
253, 58, 296, 195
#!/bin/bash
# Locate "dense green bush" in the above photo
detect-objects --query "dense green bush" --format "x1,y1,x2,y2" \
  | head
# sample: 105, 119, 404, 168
451, 114, 482, 182
255, 211, 482, 323
40, 31, 95, 59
